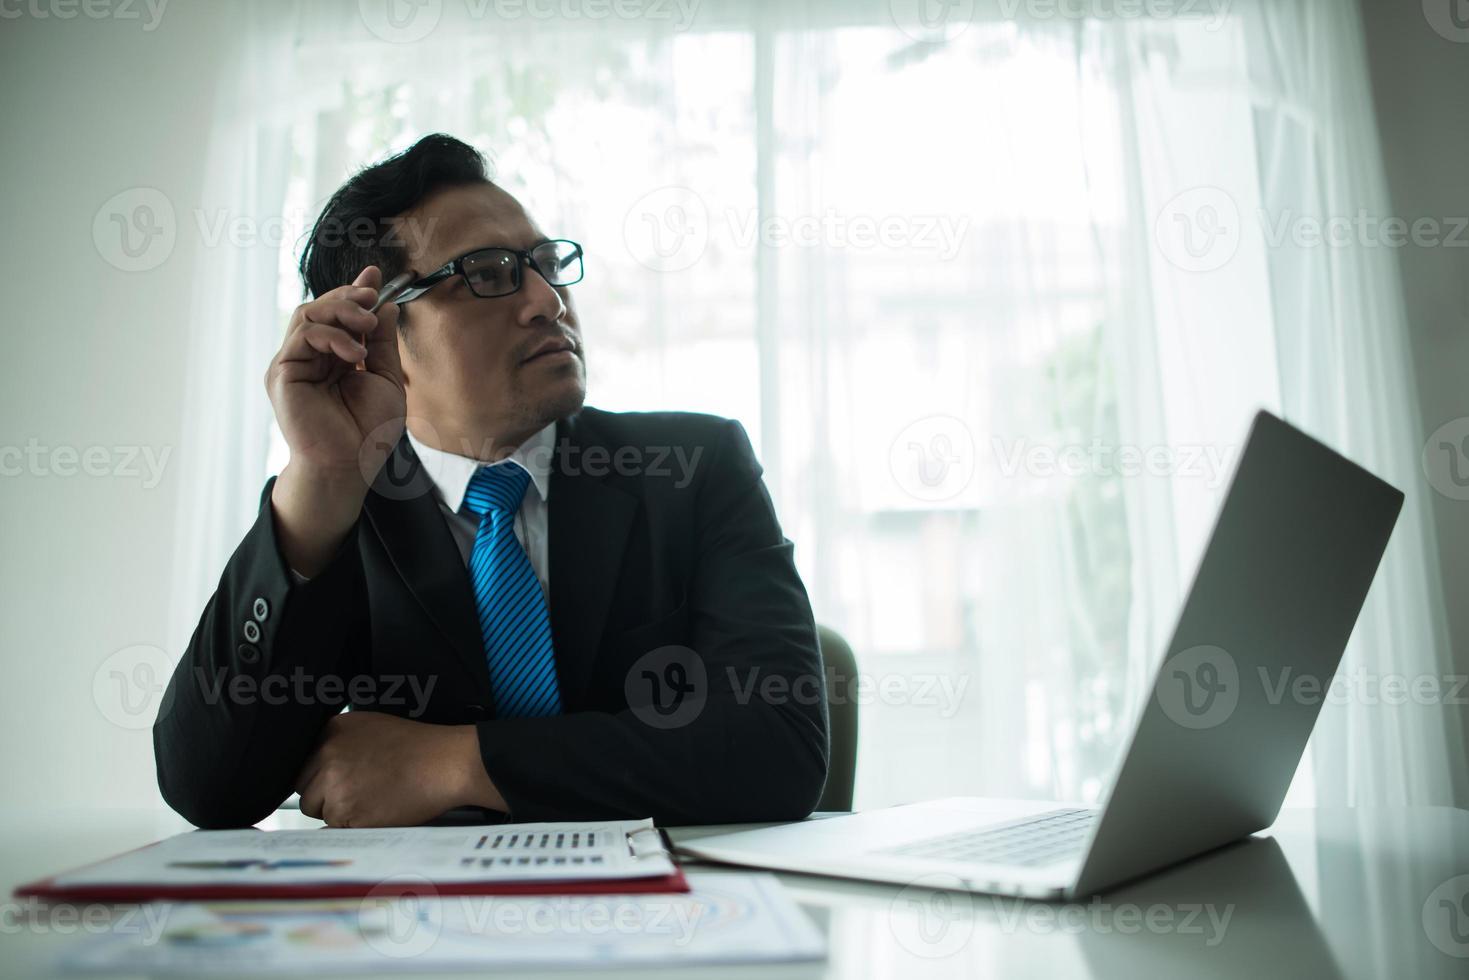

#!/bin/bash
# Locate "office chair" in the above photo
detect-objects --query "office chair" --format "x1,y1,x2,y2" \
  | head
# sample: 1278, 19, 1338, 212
815, 625, 859, 812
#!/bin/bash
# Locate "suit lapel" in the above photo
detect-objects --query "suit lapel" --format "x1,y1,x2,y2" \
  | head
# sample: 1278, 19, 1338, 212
362, 418, 638, 712
548, 413, 638, 707
362, 438, 493, 698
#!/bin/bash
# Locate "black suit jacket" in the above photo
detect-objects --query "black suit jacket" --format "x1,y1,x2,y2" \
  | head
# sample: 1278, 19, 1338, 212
154, 409, 829, 828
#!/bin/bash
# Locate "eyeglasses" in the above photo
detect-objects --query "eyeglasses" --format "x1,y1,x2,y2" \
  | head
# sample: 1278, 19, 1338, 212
396, 239, 584, 303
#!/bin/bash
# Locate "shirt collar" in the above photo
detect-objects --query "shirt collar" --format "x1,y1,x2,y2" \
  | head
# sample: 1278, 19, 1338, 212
405, 421, 555, 514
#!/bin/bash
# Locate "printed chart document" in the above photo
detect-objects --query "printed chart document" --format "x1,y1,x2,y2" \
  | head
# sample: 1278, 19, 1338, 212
21, 820, 681, 900
59, 873, 825, 974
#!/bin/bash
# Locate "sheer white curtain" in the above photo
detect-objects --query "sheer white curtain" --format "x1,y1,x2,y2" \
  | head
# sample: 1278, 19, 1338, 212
1238, 1, 1467, 807
172, 0, 1461, 811
166, 0, 301, 653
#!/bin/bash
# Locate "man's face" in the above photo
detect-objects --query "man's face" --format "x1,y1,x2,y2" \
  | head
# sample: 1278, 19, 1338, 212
395, 182, 586, 450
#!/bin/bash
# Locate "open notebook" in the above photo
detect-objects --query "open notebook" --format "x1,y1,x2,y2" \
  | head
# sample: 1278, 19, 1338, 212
16, 820, 688, 901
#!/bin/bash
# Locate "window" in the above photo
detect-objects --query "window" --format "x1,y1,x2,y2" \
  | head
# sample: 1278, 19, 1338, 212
272, 10, 1279, 809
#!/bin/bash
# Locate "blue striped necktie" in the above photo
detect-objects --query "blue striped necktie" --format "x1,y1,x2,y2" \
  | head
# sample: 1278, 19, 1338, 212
462, 461, 562, 719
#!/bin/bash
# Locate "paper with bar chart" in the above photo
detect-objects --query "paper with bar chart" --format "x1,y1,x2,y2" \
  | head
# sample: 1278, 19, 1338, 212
50, 820, 675, 887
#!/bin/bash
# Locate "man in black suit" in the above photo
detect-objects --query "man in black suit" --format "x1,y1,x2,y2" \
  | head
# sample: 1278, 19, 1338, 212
154, 134, 829, 829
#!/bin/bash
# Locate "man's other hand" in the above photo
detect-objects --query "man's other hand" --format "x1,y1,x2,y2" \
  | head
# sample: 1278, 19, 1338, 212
295, 712, 506, 827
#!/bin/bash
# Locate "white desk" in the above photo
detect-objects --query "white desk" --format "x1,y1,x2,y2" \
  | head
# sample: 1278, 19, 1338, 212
1, 806, 1464, 979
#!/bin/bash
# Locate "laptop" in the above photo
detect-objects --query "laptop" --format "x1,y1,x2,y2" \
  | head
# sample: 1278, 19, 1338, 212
678, 411, 1403, 899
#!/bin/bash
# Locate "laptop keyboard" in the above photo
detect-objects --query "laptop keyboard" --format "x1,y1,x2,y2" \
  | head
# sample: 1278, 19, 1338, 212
879, 808, 1096, 867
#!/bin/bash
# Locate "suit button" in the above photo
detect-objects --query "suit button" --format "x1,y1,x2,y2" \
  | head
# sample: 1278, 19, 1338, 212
242, 620, 262, 643
237, 644, 260, 664
252, 597, 270, 622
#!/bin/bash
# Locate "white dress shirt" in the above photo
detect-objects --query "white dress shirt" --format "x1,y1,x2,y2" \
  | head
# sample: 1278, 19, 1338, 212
405, 423, 555, 600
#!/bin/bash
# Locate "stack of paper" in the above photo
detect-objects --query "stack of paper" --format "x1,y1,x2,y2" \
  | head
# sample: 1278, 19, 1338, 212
58, 873, 825, 974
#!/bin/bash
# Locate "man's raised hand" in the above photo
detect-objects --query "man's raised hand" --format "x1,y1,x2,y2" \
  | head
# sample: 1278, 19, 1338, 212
266, 266, 408, 576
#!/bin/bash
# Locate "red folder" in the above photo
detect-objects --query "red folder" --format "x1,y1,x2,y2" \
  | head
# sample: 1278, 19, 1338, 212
15, 838, 691, 903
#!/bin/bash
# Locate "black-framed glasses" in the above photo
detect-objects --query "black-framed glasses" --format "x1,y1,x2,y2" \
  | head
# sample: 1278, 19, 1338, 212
397, 239, 584, 303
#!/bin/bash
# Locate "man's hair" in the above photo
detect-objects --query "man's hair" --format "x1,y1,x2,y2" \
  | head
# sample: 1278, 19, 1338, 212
298, 133, 491, 301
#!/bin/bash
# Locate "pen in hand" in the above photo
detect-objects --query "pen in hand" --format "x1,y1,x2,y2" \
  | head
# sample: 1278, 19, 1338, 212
370, 270, 417, 312
353, 269, 417, 370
